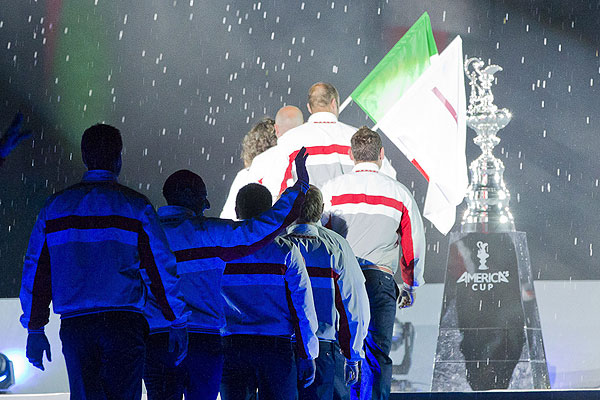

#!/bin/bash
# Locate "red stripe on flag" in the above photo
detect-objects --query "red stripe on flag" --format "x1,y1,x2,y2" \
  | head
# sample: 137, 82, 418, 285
279, 144, 352, 194
411, 159, 429, 182
431, 87, 458, 123
330, 193, 406, 213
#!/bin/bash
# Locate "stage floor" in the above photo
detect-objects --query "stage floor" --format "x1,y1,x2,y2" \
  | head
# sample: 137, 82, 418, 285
2, 391, 600, 400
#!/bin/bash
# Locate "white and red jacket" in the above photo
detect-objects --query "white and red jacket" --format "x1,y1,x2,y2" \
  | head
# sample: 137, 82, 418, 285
20, 170, 186, 332
321, 162, 426, 287
221, 239, 319, 360
143, 181, 308, 334
280, 223, 370, 361
220, 167, 252, 220
256, 112, 397, 198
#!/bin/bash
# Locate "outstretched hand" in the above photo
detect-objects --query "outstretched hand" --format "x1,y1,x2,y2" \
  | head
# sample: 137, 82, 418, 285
294, 146, 309, 186
0, 112, 32, 158
26, 332, 52, 371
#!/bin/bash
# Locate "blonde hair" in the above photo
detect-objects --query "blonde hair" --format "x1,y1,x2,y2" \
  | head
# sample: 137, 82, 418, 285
241, 118, 277, 167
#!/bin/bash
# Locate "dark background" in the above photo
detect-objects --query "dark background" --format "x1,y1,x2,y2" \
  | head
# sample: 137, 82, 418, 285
1, 0, 599, 297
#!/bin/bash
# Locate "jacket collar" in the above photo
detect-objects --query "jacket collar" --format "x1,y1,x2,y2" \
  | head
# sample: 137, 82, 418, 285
352, 162, 380, 173
308, 112, 338, 123
157, 205, 197, 219
82, 170, 119, 182
287, 222, 320, 236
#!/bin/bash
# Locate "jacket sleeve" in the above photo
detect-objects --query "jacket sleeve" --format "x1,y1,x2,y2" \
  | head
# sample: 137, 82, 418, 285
177, 181, 307, 264
398, 190, 426, 288
332, 236, 371, 361
284, 244, 319, 360
138, 204, 187, 326
20, 207, 52, 332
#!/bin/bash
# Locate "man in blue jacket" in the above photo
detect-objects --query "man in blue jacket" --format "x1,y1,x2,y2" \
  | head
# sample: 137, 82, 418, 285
143, 150, 310, 400
220, 183, 319, 400
20, 124, 188, 399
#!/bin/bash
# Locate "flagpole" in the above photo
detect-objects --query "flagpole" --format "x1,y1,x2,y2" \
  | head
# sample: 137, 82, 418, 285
338, 96, 352, 114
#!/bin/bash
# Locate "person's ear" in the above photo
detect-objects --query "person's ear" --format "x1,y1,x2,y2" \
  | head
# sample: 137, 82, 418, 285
306, 103, 312, 114
379, 147, 385, 161
348, 148, 355, 162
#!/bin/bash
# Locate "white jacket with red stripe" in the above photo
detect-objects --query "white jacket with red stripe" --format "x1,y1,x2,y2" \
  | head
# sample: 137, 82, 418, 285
321, 162, 426, 287
255, 112, 397, 198
280, 223, 370, 361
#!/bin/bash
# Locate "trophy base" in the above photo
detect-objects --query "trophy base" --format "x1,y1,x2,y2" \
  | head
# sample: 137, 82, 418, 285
431, 231, 550, 391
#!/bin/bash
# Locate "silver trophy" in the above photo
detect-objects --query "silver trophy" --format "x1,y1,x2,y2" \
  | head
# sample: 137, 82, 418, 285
461, 58, 515, 233
432, 57, 550, 391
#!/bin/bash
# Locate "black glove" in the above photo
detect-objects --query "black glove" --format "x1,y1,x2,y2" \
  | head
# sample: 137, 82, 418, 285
0, 112, 32, 159
294, 147, 309, 188
26, 331, 52, 371
398, 283, 415, 309
297, 357, 316, 388
344, 359, 360, 386
168, 325, 188, 366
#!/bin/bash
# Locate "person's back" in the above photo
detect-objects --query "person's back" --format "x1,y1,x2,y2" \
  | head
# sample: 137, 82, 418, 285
320, 127, 425, 400
280, 186, 370, 400
322, 167, 424, 284
220, 118, 277, 219
260, 83, 396, 196
20, 124, 186, 400
142, 157, 310, 400
30, 171, 178, 318
220, 183, 318, 400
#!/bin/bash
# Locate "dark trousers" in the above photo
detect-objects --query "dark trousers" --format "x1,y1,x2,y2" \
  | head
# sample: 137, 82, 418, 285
143, 332, 223, 400
59, 311, 148, 400
351, 270, 397, 400
297, 340, 339, 400
333, 343, 351, 400
220, 335, 297, 400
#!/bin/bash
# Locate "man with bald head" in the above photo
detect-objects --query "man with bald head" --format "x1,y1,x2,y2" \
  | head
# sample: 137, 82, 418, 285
259, 82, 397, 197
275, 105, 304, 138
249, 105, 304, 200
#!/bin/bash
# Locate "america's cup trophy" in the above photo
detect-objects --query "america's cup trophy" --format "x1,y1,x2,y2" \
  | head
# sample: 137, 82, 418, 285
431, 58, 550, 391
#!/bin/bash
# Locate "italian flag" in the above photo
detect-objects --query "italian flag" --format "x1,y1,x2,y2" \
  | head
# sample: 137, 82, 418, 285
347, 12, 467, 235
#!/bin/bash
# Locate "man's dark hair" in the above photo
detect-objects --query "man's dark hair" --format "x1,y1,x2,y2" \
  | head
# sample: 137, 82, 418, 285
235, 183, 272, 220
81, 124, 123, 170
163, 169, 207, 207
351, 126, 382, 162
308, 82, 339, 111
298, 185, 323, 224
241, 118, 277, 168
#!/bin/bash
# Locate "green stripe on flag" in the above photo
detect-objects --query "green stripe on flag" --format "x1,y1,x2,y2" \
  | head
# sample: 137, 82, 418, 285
350, 12, 438, 123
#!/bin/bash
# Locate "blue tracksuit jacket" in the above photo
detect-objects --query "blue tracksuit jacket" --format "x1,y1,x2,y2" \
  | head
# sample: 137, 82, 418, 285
143, 181, 307, 334
20, 170, 186, 331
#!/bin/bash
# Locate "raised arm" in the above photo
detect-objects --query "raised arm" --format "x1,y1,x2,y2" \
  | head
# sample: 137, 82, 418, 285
175, 148, 310, 263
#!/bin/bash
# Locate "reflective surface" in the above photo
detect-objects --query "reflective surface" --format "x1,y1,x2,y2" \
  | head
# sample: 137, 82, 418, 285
432, 232, 550, 391
461, 59, 515, 233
